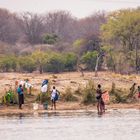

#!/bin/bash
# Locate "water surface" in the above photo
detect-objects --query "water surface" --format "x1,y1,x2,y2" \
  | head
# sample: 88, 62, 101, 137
0, 109, 140, 140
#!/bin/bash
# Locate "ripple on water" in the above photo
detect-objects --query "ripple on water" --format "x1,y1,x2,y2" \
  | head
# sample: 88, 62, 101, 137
0, 109, 140, 140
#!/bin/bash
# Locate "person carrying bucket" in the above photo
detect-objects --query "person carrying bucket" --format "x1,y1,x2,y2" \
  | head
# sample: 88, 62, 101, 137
51, 86, 59, 110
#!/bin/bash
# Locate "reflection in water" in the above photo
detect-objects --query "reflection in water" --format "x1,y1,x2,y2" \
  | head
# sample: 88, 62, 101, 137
0, 109, 140, 140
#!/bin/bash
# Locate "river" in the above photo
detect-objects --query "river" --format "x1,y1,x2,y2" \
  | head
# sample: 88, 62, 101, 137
0, 109, 140, 140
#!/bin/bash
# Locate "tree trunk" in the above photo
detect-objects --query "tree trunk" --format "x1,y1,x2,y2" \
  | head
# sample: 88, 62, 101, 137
135, 39, 138, 73
39, 65, 43, 74
95, 55, 100, 77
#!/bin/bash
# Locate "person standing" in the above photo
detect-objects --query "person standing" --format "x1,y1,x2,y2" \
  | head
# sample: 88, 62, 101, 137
17, 85, 24, 109
51, 86, 59, 110
137, 86, 140, 98
96, 84, 105, 114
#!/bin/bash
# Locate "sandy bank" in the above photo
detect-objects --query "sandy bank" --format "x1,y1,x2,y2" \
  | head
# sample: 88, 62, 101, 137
0, 102, 140, 116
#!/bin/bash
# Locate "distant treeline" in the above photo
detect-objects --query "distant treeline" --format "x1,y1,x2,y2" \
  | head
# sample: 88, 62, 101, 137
0, 7, 140, 74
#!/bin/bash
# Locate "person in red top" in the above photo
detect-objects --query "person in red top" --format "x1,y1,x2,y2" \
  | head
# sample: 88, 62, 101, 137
138, 86, 140, 98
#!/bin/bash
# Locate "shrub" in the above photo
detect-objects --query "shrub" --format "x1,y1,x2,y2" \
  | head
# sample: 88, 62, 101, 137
64, 53, 77, 71
82, 80, 96, 104
81, 51, 98, 71
19, 56, 36, 73
110, 82, 128, 103
43, 53, 65, 73
43, 34, 58, 44
63, 87, 78, 102
0, 56, 17, 72
36, 82, 51, 104
1, 89, 18, 105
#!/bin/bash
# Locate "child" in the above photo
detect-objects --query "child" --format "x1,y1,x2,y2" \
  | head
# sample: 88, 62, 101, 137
51, 86, 59, 110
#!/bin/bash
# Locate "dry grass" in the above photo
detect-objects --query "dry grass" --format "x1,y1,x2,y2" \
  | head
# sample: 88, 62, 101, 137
0, 71, 140, 98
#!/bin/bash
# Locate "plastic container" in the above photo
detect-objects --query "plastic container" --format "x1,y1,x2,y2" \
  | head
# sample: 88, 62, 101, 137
33, 103, 39, 110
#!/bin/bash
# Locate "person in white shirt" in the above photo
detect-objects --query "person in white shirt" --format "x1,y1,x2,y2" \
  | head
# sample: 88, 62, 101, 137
51, 86, 59, 110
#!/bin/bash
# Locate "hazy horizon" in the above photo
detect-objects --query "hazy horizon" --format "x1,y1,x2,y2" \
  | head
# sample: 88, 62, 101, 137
0, 0, 140, 18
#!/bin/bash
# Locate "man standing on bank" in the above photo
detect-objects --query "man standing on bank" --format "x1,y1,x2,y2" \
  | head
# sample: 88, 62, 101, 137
17, 85, 24, 109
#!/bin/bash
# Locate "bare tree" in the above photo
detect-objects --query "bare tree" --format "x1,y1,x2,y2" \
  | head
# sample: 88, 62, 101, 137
76, 11, 106, 39
17, 12, 45, 44
44, 11, 77, 42
0, 8, 20, 44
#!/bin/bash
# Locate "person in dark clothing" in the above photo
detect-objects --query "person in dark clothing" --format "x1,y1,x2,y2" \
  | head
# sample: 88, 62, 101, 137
138, 86, 140, 98
17, 85, 24, 109
96, 84, 105, 114
128, 83, 137, 98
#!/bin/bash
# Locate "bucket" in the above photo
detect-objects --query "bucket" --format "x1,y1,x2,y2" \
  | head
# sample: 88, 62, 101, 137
33, 103, 39, 110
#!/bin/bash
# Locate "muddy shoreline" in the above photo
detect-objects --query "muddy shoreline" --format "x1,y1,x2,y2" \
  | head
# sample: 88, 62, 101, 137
0, 103, 140, 116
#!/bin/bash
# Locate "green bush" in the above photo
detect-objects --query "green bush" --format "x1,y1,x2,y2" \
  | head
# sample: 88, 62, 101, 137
64, 53, 77, 71
82, 80, 96, 104
1, 89, 18, 105
19, 56, 36, 73
37, 93, 50, 104
43, 34, 58, 44
43, 53, 65, 73
82, 51, 98, 70
36, 82, 51, 104
110, 82, 128, 103
0, 56, 17, 72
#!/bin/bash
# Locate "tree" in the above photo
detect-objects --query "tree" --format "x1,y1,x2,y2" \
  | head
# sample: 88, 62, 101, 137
102, 9, 140, 73
0, 8, 20, 44
0, 56, 17, 72
64, 53, 77, 71
43, 52, 65, 73
17, 12, 44, 44
44, 11, 77, 42
32, 50, 48, 74
19, 56, 36, 73
82, 51, 98, 71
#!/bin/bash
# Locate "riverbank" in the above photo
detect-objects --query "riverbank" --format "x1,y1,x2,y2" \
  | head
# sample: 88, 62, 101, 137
0, 102, 140, 116
0, 71, 140, 116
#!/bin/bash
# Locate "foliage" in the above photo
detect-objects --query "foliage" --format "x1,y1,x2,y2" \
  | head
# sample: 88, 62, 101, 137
63, 87, 78, 102
43, 34, 58, 44
82, 51, 98, 70
1, 89, 18, 105
19, 56, 36, 73
82, 80, 96, 104
32, 50, 48, 74
110, 82, 128, 103
43, 52, 65, 73
0, 56, 17, 72
101, 9, 140, 73
64, 53, 77, 71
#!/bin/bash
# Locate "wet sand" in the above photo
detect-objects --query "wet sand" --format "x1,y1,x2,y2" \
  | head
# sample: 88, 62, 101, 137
0, 102, 140, 116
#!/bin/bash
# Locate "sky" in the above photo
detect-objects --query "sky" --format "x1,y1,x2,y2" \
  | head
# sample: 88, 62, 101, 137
0, 0, 140, 18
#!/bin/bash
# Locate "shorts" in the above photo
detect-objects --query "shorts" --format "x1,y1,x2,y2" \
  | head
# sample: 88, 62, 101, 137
96, 95, 101, 100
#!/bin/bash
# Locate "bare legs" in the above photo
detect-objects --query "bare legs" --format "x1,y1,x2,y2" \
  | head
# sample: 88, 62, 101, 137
97, 99, 105, 114
51, 100, 56, 110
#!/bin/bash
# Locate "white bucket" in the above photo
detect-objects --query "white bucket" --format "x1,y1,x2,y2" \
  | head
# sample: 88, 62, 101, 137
33, 103, 39, 110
